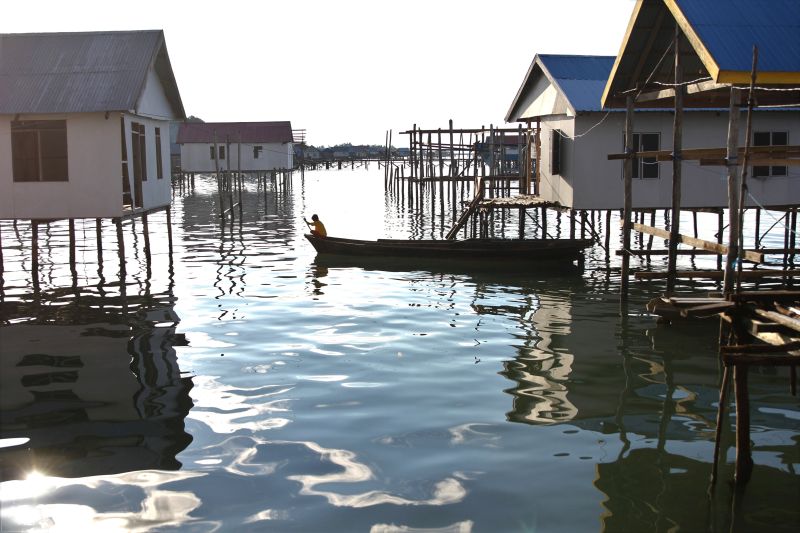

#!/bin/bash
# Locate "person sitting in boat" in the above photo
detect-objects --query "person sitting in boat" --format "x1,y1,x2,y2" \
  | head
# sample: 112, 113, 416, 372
304, 214, 327, 237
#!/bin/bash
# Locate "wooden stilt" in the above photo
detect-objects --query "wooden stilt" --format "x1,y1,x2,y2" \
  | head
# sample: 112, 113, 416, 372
710, 364, 731, 485
733, 364, 753, 483
115, 218, 126, 279
621, 95, 635, 310
667, 27, 684, 295
722, 90, 742, 295
68, 219, 76, 274
604, 210, 612, 259
166, 206, 174, 256
31, 220, 40, 291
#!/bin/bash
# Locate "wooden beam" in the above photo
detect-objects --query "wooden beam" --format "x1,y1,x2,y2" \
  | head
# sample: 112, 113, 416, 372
608, 144, 800, 161
625, 221, 764, 262
754, 309, 800, 335
635, 269, 800, 280
635, 79, 728, 103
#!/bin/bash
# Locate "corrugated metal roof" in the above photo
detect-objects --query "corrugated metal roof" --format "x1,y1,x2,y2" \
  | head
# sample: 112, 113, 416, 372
176, 122, 294, 144
674, 0, 800, 74
0, 30, 184, 115
539, 55, 615, 112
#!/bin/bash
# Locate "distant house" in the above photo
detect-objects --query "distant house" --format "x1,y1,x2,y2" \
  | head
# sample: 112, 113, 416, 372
505, 53, 799, 210
177, 121, 294, 173
0, 30, 185, 220
297, 145, 320, 160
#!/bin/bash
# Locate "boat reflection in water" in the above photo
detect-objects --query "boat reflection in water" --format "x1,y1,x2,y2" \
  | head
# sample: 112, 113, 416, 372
0, 290, 193, 481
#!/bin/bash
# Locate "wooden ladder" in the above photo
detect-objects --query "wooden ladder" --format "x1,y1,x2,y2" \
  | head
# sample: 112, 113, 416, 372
445, 178, 484, 240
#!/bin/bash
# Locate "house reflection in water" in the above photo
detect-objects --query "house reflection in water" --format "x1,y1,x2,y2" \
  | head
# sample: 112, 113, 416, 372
0, 297, 193, 480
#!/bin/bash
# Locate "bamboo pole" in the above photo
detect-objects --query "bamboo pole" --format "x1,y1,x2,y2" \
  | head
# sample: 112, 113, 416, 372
667, 28, 684, 295
722, 90, 742, 295
621, 95, 635, 310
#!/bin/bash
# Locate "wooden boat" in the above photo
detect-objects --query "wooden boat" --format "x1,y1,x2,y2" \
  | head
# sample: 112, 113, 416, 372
305, 234, 593, 262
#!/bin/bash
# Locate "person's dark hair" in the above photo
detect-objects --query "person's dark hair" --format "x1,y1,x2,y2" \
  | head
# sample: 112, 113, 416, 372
311, 214, 319, 221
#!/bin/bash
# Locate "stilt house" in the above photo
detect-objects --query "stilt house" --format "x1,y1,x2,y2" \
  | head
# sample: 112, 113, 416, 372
505, 50, 799, 210
0, 30, 185, 220
177, 121, 294, 173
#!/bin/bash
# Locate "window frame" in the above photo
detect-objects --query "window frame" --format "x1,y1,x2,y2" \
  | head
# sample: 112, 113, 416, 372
11, 120, 69, 182
622, 132, 661, 180
752, 130, 788, 178
253, 145, 263, 159
155, 127, 164, 179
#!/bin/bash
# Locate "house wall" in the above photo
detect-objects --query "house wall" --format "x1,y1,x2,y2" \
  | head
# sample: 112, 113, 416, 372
180, 141, 294, 172
543, 110, 799, 210
0, 111, 172, 219
137, 67, 176, 119
0, 112, 121, 219
537, 116, 575, 207
122, 112, 173, 212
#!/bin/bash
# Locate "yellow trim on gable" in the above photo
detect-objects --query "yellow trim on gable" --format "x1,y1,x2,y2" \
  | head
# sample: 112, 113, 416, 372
601, 0, 644, 108
717, 70, 800, 85
663, 0, 721, 81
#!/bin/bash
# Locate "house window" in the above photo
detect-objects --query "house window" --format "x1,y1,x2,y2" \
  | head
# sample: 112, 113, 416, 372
753, 131, 787, 177
550, 129, 563, 175
11, 120, 69, 182
155, 127, 163, 179
624, 132, 660, 179
210, 146, 226, 160
254, 146, 263, 159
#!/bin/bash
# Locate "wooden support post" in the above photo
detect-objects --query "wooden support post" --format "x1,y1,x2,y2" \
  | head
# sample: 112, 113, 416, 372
580, 210, 587, 240
142, 213, 151, 272
31, 220, 39, 290
166, 206, 174, 256
569, 210, 576, 240
214, 132, 223, 218
115, 218, 126, 279
723, 90, 741, 295
226, 137, 234, 221
790, 209, 798, 266
95, 218, 103, 271
238, 139, 243, 214
667, 29, 684, 295
0, 221, 5, 276
733, 364, 753, 483
717, 210, 724, 270
541, 206, 548, 237
621, 95, 635, 309
68, 218, 76, 275
754, 208, 761, 248
604, 210, 612, 258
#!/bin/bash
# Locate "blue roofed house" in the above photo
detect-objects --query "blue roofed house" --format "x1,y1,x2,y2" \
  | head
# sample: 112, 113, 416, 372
506, 1, 799, 211
0, 30, 185, 220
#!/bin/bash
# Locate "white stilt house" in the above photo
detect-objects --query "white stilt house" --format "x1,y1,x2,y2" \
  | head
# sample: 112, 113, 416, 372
177, 122, 294, 173
0, 30, 185, 220
505, 53, 799, 210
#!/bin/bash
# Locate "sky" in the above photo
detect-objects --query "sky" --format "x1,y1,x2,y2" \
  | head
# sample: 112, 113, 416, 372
2, 0, 636, 147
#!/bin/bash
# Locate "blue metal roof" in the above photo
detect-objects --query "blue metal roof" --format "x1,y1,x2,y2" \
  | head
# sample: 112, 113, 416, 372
538, 55, 615, 112
675, 0, 800, 74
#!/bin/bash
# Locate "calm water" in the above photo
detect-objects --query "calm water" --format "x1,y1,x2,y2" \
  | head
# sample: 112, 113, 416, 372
1, 168, 798, 532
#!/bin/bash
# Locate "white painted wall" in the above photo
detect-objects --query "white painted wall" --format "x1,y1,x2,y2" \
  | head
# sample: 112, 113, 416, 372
537, 116, 575, 207
539, 110, 799, 210
121, 112, 173, 211
180, 141, 293, 172
0, 111, 172, 219
137, 66, 176, 120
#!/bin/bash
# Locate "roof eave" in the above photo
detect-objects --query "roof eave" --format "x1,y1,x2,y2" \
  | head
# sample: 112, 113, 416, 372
601, 0, 645, 109
663, 0, 721, 82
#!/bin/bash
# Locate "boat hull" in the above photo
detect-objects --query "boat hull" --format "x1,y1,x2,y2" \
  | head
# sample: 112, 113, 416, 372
304, 234, 593, 262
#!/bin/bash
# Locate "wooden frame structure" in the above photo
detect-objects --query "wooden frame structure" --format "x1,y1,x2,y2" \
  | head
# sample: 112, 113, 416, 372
602, 0, 800, 484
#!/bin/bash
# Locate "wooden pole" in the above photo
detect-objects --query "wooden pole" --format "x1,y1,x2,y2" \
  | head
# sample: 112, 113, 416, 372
667, 28, 684, 295
722, 90, 742, 295
733, 364, 753, 482
166, 206, 174, 256
621, 95, 635, 310
214, 132, 222, 218
68, 218, 76, 276
736, 46, 759, 292
238, 138, 243, 215
115, 218, 126, 278
31, 220, 39, 291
